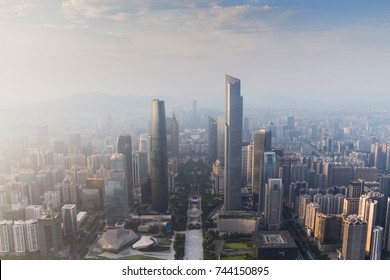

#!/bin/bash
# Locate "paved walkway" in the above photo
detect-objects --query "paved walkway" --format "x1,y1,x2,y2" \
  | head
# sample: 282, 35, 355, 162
183, 229, 203, 260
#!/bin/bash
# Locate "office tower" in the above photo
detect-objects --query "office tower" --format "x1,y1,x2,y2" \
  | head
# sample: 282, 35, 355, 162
370, 226, 383, 260
61, 204, 77, 237
253, 129, 271, 212
224, 75, 243, 211
25, 205, 43, 220
264, 178, 283, 230
37, 212, 63, 257
139, 133, 151, 174
380, 175, 390, 199
105, 154, 129, 225
243, 117, 251, 142
314, 213, 343, 244
132, 151, 148, 201
171, 112, 180, 158
150, 99, 169, 213
85, 178, 105, 208
342, 215, 367, 260
211, 160, 224, 195
264, 152, 276, 181
241, 144, 249, 186
305, 202, 321, 235
343, 198, 360, 216
208, 117, 218, 164
117, 134, 134, 210
13, 221, 26, 253
347, 181, 364, 198
81, 189, 100, 210
246, 143, 254, 188
217, 116, 225, 163
25, 219, 38, 252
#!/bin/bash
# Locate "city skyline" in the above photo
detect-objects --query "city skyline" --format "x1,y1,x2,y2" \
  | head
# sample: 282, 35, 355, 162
1, 1, 390, 105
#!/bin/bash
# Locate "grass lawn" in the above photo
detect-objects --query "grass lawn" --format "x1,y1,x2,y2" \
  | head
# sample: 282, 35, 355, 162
121, 255, 164, 260
224, 242, 252, 250
158, 239, 172, 246
221, 255, 246, 260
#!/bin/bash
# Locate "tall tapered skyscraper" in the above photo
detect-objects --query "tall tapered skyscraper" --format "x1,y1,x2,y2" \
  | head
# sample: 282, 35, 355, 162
117, 135, 134, 210
253, 129, 272, 212
224, 75, 243, 211
151, 99, 168, 213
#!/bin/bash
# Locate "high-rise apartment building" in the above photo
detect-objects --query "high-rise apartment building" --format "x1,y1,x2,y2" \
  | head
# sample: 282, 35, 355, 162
117, 134, 134, 210
0, 221, 13, 253
264, 178, 283, 230
370, 226, 383, 260
305, 202, 321, 235
342, 215, 367, 260
25, 205, 43, 220
224, 75, 243, 211
253, 129, 271, 212
150, 99, 169, 213
314, 213, 343, 244
25, 219, 38, 252
343, 198, 360, 216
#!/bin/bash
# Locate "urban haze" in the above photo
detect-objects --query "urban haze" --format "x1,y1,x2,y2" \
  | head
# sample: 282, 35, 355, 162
1, 1, 390, 261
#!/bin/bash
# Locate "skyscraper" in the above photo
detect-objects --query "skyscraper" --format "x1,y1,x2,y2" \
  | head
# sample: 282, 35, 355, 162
264, 178, 283, 230
217, 116, 225, 164
151, 99, 168, 213
253, 129, 272, 212
105, 154, 129, 225
208, 117, 218, 164
370, 226, 383, 260
37, 212, 63, 257
171, 112, 180, 158
117, 134, 134, 210
61, 204, 77, 237
224, 75, 243, 211
139, 133, 151, 174
342, 215, 367, 260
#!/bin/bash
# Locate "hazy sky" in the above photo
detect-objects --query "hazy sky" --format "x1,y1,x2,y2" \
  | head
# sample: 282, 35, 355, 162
1, 0, 390, 105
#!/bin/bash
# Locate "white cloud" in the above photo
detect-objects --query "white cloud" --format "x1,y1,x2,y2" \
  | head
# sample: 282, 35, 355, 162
0, 0, 33, 17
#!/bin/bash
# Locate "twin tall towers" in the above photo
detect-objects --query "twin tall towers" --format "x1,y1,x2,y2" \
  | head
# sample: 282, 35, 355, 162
150, 75, 244, 213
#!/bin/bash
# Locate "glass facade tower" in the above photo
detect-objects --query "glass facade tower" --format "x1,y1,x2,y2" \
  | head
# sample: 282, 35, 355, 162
224, 75, 243, 211
151, 99, 168, 213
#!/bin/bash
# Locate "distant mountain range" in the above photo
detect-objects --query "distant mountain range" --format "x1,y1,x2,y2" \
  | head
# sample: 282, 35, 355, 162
0, 91, 387, 118
0, 93, 157, 115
